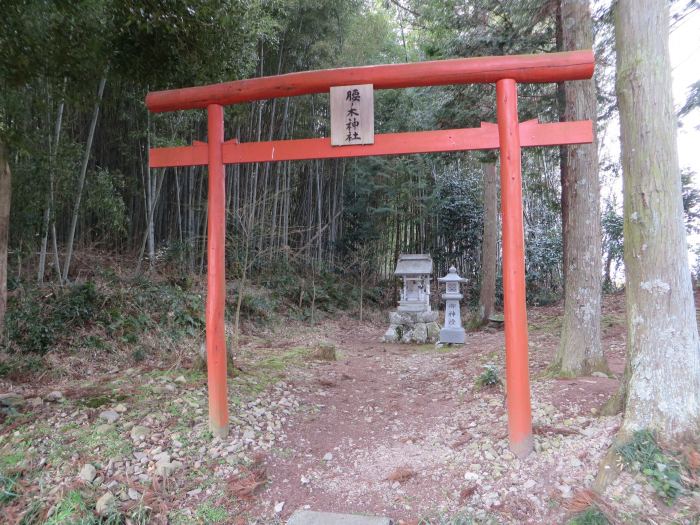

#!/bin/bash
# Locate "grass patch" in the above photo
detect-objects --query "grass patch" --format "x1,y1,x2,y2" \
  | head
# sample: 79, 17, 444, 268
44, 490, 87, 525
617, 430, 684, 504
529, 315, 562, 334
194, 502, 228, 523
417, 510, 500, 524
567, 506, 609, 525
0, 471, 20, 505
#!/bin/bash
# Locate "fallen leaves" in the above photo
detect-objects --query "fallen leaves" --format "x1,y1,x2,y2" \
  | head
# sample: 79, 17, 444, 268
227, 453, 268, 500
386, 466, 416, 483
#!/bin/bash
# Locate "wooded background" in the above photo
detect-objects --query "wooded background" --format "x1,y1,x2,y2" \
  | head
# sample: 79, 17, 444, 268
0, 0, 697, 307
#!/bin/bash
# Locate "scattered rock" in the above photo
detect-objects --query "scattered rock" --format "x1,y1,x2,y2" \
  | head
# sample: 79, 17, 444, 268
274, 501, 285, 513
27, 397, 43, 407
99, 410, 120, 423
323, 452, 333, 462
174, 375, 187, 383
130, 425, 151, 440
95, 492, 115, 515
591, 371, 608, 378
45, 391, 64, 402
79, 463, 97, 483
156, 458, 183, 476
128, 488, 140, 501
629, 494, 643, 508
114, 403, 127, 413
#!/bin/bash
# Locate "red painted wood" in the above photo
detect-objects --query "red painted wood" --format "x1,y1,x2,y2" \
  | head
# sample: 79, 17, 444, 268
205, 104, 229, 438
146, 51, 594, 112
497, 79, 533, 458
149, 120, 592, 168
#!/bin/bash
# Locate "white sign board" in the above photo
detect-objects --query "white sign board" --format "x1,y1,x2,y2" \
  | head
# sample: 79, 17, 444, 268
330, 84, 374, 146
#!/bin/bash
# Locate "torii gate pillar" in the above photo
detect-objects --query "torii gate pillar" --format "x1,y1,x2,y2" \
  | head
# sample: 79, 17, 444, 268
205, 104, 229, 437
497, 79, 532, 456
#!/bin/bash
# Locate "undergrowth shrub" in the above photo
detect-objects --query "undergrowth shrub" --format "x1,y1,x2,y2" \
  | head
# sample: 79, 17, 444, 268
475, 364, 501, 389
617, 430, 684, 504
2, 277, 204, 358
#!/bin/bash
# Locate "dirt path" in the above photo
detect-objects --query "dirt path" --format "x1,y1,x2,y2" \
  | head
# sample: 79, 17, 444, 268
250, 312, 625, 523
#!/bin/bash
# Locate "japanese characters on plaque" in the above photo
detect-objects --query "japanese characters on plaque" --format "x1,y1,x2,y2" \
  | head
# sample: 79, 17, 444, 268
330, 84, 374, 146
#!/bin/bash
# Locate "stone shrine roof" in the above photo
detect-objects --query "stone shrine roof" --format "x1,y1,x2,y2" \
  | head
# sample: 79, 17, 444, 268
394, 254, 433, 276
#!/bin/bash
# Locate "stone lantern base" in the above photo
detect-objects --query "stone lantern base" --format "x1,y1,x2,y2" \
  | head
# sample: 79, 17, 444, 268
383, 310, 440, 344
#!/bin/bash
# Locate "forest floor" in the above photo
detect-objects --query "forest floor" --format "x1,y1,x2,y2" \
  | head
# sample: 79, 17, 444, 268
1, 292, 699, 524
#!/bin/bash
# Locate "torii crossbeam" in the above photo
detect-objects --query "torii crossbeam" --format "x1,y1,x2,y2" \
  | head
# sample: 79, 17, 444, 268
146, 50, 595, 458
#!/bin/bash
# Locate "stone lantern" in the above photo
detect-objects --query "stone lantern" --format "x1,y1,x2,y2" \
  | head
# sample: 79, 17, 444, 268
383, 254, 440, 343
439, 266, 466, 344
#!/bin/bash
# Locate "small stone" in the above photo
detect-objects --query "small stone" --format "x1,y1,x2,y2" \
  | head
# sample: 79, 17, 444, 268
301, 475, 310, 485
114, 404, 127, 413
153, 451, 171, 463
79, 464, 97, 483
591, 371, 608, 378
187, 488, 202, 497
629, 494, 643, 508
174, 375, 187, 383
523, 479, 536, 490
45, 391, 64, 402
95, 492, 115, 515
99, 410, 120, 423
156, 459, 183, 476
274, 501, 285, 513
128, 488, 139, 500
27, 397, 43, 407
243, 429, 255, 441
323, 452, 333, 462
130, 425, 151, 440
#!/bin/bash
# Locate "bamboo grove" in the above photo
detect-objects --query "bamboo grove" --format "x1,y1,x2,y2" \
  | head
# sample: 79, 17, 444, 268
1, 0, 632, 304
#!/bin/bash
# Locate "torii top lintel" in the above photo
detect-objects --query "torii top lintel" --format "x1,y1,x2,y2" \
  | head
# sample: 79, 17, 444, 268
146, 50, 593, 112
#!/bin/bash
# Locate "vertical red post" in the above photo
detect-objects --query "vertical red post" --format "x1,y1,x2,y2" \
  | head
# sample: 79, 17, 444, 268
496, 79, 533, 458
206, 104, 229, 437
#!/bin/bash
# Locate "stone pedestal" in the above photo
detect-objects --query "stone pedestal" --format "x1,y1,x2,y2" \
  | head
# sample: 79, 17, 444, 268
383, 310, 440, 344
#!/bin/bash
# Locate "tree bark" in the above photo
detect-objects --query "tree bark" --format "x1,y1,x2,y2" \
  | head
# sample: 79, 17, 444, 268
478, 162, 498, 323
553, 0, 607, 376
615, 0, 700, 439
62, 75, 107, 282
0, 141, 11, 339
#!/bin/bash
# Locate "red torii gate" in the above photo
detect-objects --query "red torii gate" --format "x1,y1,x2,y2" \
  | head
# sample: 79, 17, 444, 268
146, 50, 594, 458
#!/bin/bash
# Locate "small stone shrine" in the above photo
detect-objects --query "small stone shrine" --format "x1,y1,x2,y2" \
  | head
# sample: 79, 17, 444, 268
383, 254, 440, 343
439, 266, 466, 344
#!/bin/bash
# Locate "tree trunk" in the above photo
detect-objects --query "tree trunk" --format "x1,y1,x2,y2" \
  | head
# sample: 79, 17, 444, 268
553, 0, 607, 376
615, 0, 700, 439
478, 162, 498, 323
38, 96, 65, 283
62, 75, 107, 282
0, 141, 11, 339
